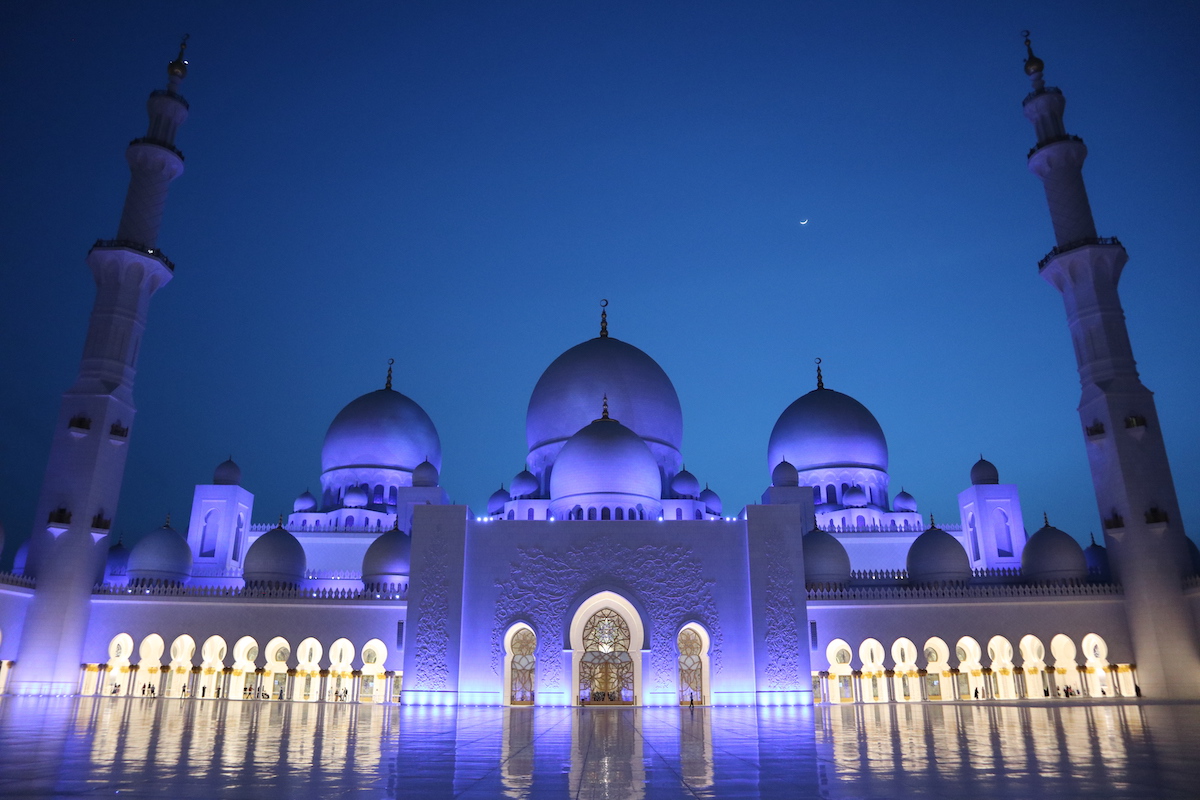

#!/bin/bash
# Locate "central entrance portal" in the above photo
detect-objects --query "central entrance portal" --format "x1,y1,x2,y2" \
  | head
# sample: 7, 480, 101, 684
579, 608, 634, 705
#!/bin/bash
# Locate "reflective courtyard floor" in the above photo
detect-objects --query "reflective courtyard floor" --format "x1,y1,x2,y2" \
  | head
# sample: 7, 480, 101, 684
0, 698, 1198, 798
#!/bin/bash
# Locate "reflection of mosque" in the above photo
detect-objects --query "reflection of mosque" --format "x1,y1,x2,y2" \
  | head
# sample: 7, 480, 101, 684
2, 37, 1200, 709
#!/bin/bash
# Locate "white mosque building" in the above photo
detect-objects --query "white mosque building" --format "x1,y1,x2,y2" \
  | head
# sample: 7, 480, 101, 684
0, 37, 1198, 707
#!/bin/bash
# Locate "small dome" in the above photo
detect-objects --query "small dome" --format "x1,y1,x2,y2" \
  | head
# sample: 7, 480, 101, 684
550, 415, 661, 505
344, 486, 368, 508
488, 485, 511, 515
362, 528, 411, 585
128, 523, 192, 584
842, 486, 868, 508
243, 525, 306, 587
700, 486, 722, 515
803, 528, 851, 585
671, 468, 700, 498
293, 490, 317, 513
892, 490, 917, 513
907, 525, 971, 584
98, 539, 130, 585
768, 388, 888, 475
771, 460, 799, 488
1022, 521, 1087, 583
510, 469, 538, 498
322, 388, 441, 477
213, 458, 242, 486
970, 457, 1000, 485
412, 459, 439, 488
1084, 538, 1111, 580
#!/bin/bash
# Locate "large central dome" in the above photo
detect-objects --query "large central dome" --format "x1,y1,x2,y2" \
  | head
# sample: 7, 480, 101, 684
768, 388, 888, 474
322, 388, 441, 476
526, 336, 682, 476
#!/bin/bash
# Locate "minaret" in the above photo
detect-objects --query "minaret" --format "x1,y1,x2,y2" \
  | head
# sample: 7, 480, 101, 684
1022, 34, 1200, 698
12, 41, 191, 694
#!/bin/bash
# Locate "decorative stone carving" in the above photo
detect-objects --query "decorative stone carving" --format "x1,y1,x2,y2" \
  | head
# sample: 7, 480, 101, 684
492, 539, 722, 692
411, 538, 450, 690
761, 533, 803, 689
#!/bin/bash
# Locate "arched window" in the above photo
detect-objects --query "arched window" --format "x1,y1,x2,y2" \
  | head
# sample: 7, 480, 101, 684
527, 508, 535, 520
695, 509, 702, 519
826, 485, 836, 504
856, 515, 866, 530
346, 516, 355, 528
994, 508, 1014, 557
615, 508, 624, 520
601, 507, 611, 520
199, 509, 218, 558
968, 514, 980, 561
232, 515, 247, 561
814, 486, 823, 504
374, 485, 384, 504
509, 628, 536, 705
507, 510, 515, 520
587, 507, 597, 521
675, 508, 683, 520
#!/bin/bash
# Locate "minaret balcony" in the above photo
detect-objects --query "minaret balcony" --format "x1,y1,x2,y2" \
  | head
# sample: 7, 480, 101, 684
1037, 236, 1123, 271
1022, 85, 1062, 106
128, 136, 184, 161
90, 239, 175, 272
1026, 133, 1083, 159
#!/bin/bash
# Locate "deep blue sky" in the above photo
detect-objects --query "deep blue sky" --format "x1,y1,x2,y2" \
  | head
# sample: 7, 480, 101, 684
1, 1, 1197, 562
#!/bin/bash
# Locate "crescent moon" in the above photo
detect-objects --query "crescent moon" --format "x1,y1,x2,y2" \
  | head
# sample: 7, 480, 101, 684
600, 299, 609, 308
799, 219, 809, 225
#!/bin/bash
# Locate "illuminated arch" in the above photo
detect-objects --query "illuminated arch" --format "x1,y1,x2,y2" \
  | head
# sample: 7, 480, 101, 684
504, 623, 537, 706
569, 592, 644, 705
677, 623, 710, 706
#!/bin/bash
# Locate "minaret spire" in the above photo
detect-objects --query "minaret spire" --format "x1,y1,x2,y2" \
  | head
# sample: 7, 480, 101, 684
13, 43, 193, 695
1024, 40, 1200, 698
815, 358, 824, 390
385, 358, 394, 390
599, 299, 609, 338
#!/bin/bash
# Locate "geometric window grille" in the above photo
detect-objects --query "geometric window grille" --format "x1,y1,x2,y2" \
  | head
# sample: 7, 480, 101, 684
677, 627, 703, 705
579, 609, 634, 704
510, 627, 536, 705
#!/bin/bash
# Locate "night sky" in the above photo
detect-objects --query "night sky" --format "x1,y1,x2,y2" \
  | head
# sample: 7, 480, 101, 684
2, 1, 1198, 562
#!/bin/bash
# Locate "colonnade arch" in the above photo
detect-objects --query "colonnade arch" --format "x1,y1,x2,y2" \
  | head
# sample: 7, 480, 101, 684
87, 631, 398, 703
817, 631, 1133, 703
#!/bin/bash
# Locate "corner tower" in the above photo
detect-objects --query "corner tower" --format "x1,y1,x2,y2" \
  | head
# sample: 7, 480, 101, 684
1021, 35, 1200, 697
13, 41, 191, 694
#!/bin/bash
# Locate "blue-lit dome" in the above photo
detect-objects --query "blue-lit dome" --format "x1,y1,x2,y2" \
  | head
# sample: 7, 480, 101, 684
907, 525, 970, 584
842, 486, 868, 508
671, 468, 700, 498
970, 458, 1000, 485
700, 486, 722, 515
343, 485, 368, 508
293, 490, 317, 513
213, 458, 242, 486
1084, 538, 1110, 580
412, 459, 440, 488
771, 460, 799, 488
128, 523, 192, 584
322, 388, 441, 477
893, 490, 918, 512
243, 525, 306, 587
803, 529, 852, 585
488, 486, 511, 515
768, 388, 888, 475
550, 416, 662, 506
527, 336, 682, 471
1022, 522, 1087, 583
510, 469, 539, 498
362, 528, 411, 585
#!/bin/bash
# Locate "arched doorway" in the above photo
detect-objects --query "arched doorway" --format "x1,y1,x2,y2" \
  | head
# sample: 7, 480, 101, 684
263, 637, 291, 700
327, 638, 354, 701
922, 637, 951, 701
1019, 634, 1049, 698
231, 636, 259, 700
987, 635, 1017, 699
137, 634, 165, 697
360, 639, 388, 703
859, 638, 889, 703
1081, 633, 1110, 697
105, 633, 134, 696
198, 636, 227, 699
677, 624, 709, 706
295, 637, 323, 701
955, 637, 984, 700
505, 625, 537, 705
167, 635, 195, 698
570, 592, 644, 705
825, 639, 855, 703
890, 637, 918, 702
1050, 634, 1081, 697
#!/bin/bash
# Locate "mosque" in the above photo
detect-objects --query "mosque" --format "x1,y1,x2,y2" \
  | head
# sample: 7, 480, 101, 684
1, 37, 1198, 707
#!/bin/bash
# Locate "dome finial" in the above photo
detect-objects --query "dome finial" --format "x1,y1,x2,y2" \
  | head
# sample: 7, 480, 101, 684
1022, 30, 1044, 77
278, 513, 284, 527
164, 512, 171, 527
599, 394, 611, 420
815, 357, 824, 390
385, 358, 394, 390
600, 298, 609, 338
1090, 531, 1096, 546
1043, 511, 1049, 526
392, 516, 400, 531
929, 513, 936, 528
168, 34, 190, 81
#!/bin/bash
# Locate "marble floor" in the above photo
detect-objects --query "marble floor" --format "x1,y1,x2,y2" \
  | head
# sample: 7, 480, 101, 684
0, 697, 1197, 798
